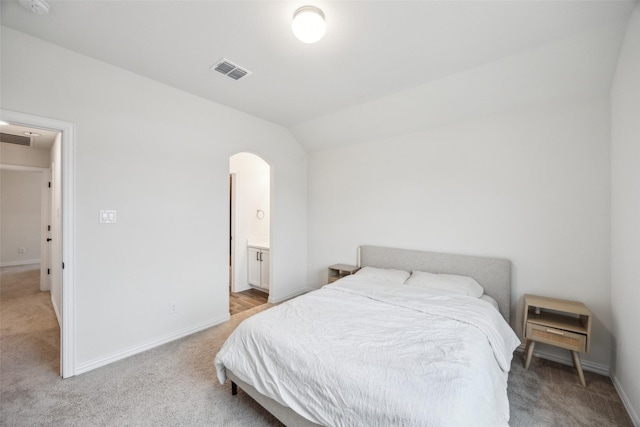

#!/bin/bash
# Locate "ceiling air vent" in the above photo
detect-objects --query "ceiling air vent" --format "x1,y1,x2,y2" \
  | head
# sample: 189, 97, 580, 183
0, 132, 32, 147
211, 58, 252, 81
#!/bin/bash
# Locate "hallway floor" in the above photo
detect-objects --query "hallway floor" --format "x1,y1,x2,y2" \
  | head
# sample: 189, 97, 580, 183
0, 264, 60, 383
229, 288, 269, 316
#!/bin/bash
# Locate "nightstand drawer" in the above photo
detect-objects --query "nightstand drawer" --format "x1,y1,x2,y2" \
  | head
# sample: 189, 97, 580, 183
526, 323, 586, 352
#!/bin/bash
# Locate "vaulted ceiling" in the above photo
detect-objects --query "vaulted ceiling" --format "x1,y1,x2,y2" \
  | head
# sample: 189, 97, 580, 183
1, 1, 636, 151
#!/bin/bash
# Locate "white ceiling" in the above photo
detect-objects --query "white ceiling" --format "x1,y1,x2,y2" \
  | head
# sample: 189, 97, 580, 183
1, 0, 636, 151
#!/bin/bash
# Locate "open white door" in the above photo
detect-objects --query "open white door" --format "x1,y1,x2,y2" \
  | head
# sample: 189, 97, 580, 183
47, 168, 53, 293
49, 139, 63, 331
39, 169, 52, 291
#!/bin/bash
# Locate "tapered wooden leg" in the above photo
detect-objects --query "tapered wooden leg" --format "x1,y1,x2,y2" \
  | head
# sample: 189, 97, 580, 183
572, 351, 586, 387
524, 340, 535, 369
231, 381, 237, 395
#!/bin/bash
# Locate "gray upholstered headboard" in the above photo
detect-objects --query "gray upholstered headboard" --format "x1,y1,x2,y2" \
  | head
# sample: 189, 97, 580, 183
359, 245, 512, 321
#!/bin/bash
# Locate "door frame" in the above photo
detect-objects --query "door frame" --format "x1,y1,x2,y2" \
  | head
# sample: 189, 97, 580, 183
1, 109, 76, 378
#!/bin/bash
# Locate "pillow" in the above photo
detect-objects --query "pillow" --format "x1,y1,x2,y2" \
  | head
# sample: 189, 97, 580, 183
480, 295, 500, 311
405, 270, 484, 298
354, 266, 410, 284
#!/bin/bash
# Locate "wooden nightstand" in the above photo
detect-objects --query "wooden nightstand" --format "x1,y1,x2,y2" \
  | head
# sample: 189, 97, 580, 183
328, 264, 359, 284
523, 294, 592, 386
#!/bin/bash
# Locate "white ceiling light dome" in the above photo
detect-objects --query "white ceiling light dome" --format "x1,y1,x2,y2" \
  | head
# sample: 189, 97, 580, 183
292, 6, 326, 44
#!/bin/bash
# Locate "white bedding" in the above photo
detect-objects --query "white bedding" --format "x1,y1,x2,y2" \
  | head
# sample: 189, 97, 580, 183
215, 275, 520, 427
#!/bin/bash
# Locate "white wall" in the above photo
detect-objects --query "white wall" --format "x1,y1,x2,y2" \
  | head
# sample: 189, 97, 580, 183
610, 4, 640, 424
0, 169, 42, 266
1, 26, 307, 373
0, 142, 51, 168
1, 141, 52, 287
306, 16, 624, 374
308, 96, 612, 370
230, 152, 271, 292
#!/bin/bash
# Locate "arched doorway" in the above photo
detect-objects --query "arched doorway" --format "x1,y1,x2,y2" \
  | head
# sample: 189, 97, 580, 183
229, 153, 271, 314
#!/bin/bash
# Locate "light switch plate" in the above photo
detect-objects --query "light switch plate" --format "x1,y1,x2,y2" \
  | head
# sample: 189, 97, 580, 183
99, 210, 117, 224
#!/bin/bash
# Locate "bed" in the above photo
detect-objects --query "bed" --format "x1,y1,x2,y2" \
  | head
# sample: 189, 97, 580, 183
215, 245, 520, 426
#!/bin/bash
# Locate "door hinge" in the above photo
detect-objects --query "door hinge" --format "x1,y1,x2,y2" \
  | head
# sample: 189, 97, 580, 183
62, 262, 65, 269
48, 181, 51, 188
48, 225, 51, 231
47, 268, 50, 275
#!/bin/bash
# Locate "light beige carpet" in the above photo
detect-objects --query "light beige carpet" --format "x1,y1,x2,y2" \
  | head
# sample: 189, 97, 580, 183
508, 352, 633, 426
0, 264, 634, 426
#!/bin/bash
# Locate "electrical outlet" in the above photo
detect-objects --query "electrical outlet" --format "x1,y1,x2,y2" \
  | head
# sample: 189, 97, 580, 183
18, 247, 25, 254
170, 302, 177, 314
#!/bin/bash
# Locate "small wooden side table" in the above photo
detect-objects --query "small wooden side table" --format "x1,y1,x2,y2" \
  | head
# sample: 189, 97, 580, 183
327, 264, 359, 284
522, 294, 592, 386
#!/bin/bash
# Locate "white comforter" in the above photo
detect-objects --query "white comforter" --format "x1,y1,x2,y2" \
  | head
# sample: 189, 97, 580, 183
215, 276, 520, 427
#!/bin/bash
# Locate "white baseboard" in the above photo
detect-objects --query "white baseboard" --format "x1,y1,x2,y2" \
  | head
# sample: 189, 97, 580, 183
51, 293, 61, 328
269, 287, 308, 304
233, 283, 251, 293
0, 259, 40, 267
74, 313, 230, 376
611, 375, 640, 427
515, 344, 610, 376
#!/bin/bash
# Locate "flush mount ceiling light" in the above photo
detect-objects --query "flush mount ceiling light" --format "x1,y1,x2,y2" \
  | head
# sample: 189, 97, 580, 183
19, 0, 51, 15
292, 6, 326, 44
